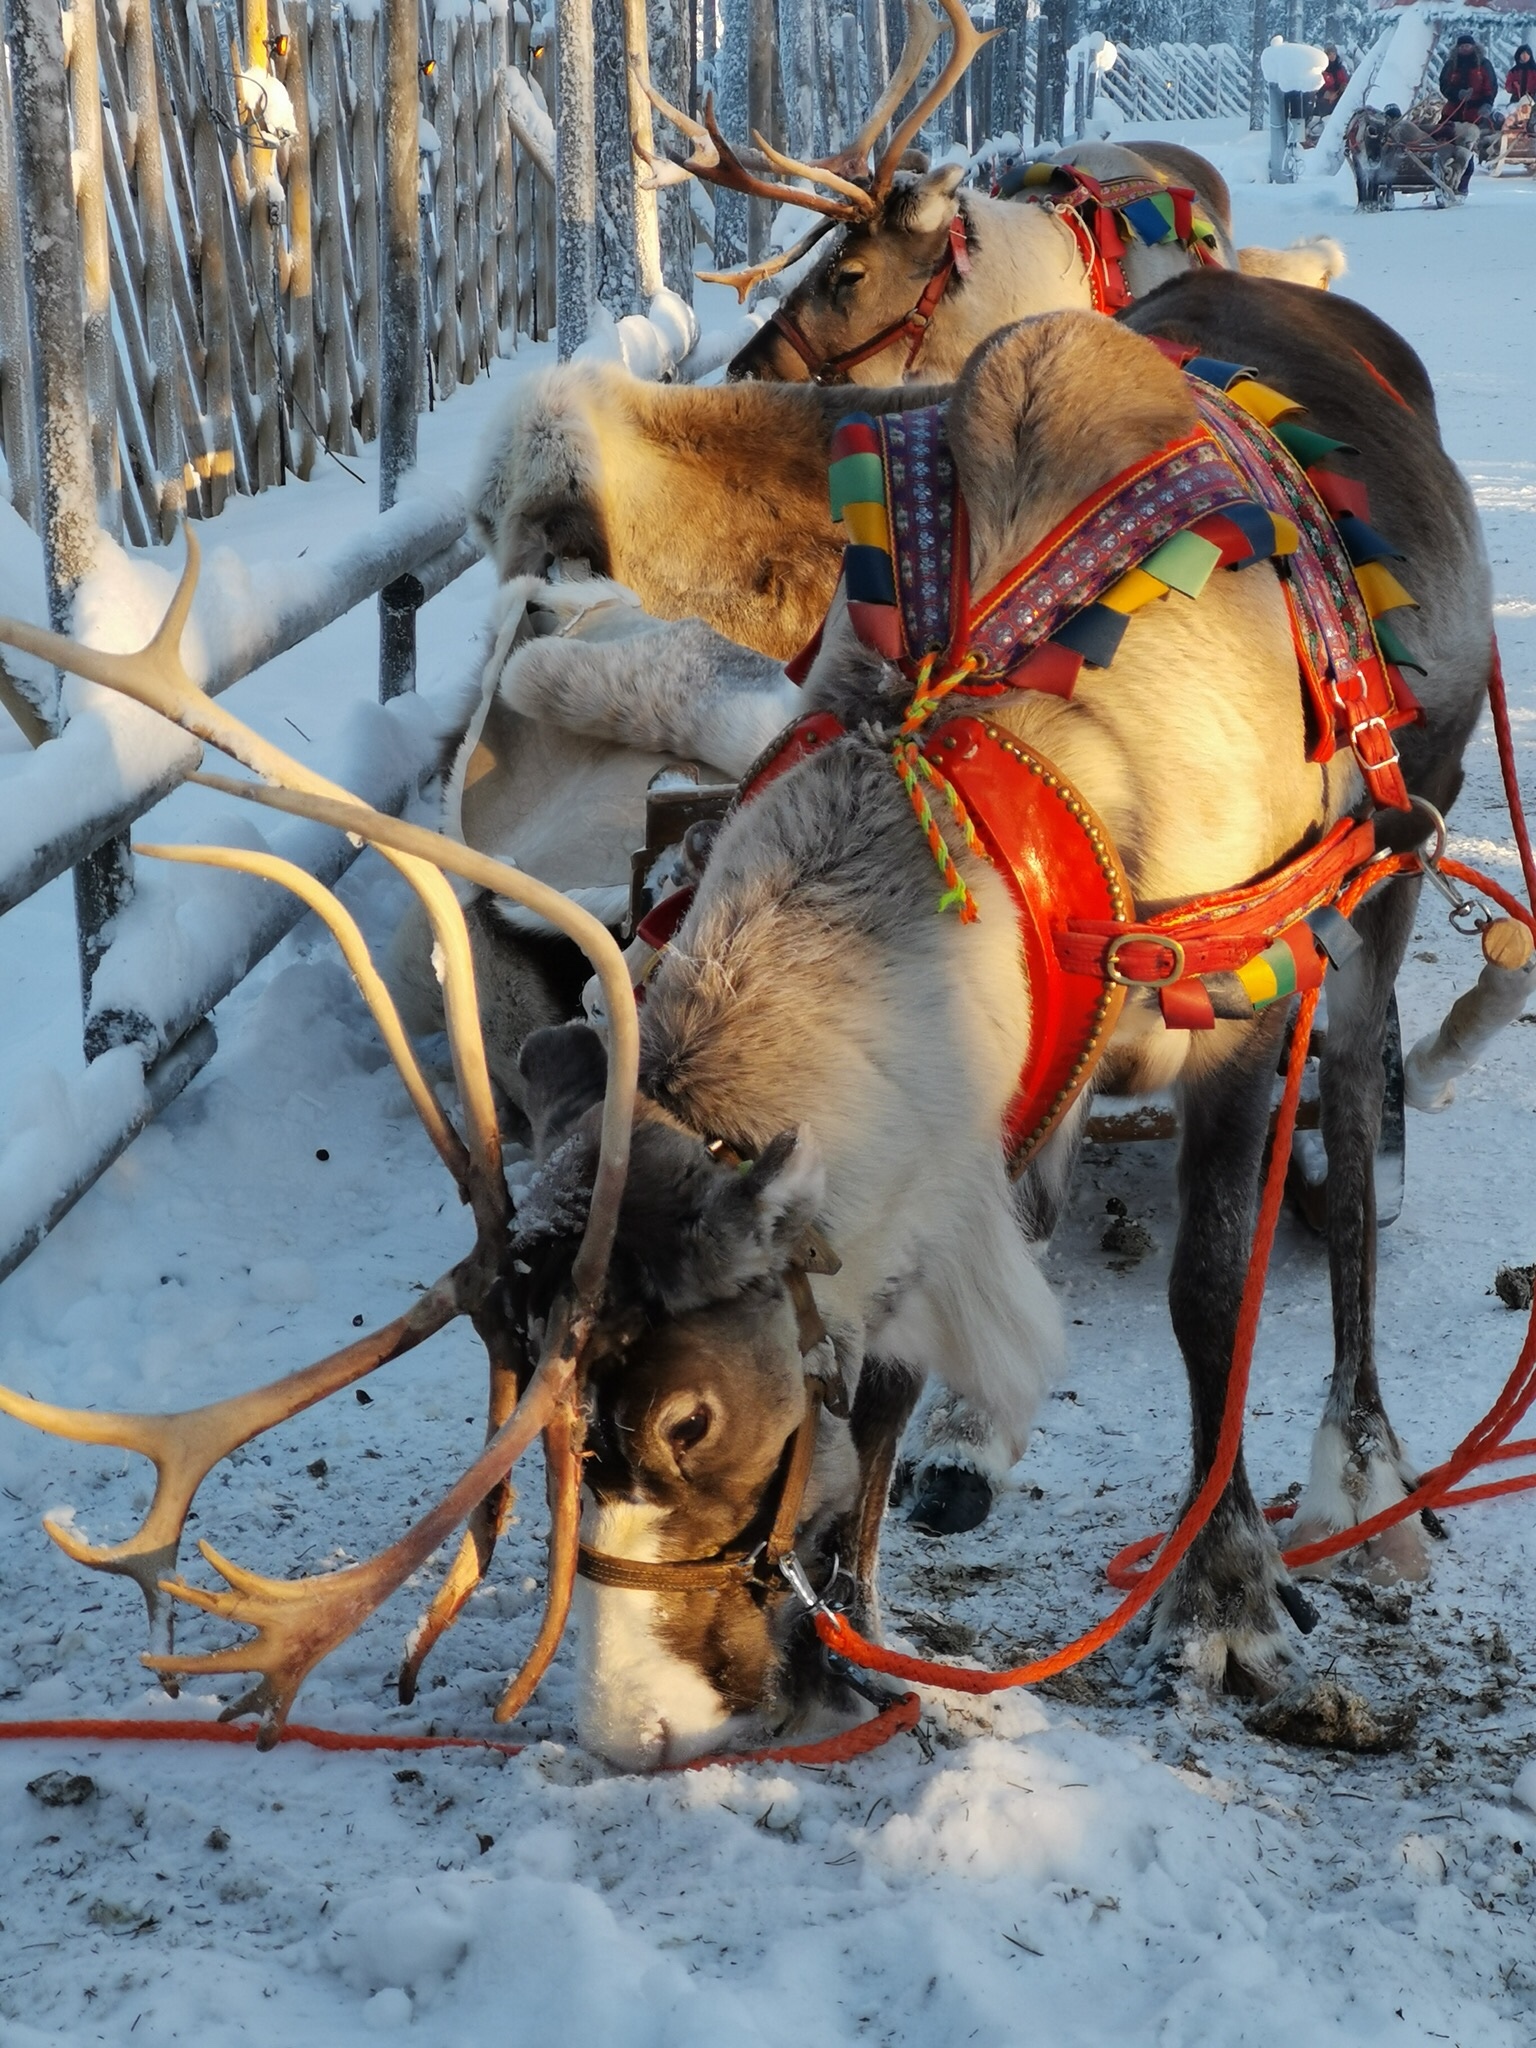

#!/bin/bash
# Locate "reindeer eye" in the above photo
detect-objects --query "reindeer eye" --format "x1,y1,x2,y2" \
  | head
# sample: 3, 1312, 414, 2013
667, 1405, 713, 1455
834, 265, 865, 290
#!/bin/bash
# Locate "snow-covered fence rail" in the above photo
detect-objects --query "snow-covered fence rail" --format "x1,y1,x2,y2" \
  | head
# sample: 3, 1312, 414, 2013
0, 491, 469, 923
1096, 42, 1251, 125
0, 0, 557, 545
0, 0, 496, 1284
0, 498, 463, 1284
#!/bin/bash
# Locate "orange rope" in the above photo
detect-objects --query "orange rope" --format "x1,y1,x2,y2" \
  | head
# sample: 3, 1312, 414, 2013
0, 1718, 525, 1756
0, 1692, 925, 1773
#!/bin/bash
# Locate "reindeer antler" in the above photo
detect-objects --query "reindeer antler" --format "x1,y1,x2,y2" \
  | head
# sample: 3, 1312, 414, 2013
696, 218, 842, 303
868, 0, 998, 199
635, 0, 992, 300
0, 535, 640, 1742
830, 0, 944, 178
635, 74, 875, 223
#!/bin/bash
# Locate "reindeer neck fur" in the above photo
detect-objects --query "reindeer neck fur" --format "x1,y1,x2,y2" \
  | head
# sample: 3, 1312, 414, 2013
472, 364, 941, 660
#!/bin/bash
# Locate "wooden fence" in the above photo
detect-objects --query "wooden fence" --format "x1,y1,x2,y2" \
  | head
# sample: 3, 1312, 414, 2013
0, 0, 556, 549
1096, 42, 1252, 126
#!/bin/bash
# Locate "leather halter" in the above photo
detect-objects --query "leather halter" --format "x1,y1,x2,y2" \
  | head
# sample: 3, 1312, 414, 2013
768, 213, 971, 385
576, 1257, 837, 1596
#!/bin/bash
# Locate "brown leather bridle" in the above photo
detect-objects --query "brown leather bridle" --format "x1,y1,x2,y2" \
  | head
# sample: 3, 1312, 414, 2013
575, 1263, 838, 1597
767, 211, 972, 385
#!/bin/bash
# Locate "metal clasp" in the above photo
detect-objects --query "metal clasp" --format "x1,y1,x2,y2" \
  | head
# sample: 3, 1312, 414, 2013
1410, 798, 1485, 934
778, 1550, 830, 1618
1349, 713, 1402, 773
1104, 931, 1187, 988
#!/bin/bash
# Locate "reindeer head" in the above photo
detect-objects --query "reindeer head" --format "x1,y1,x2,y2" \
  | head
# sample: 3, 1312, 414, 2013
726, 164, 971, 385
513, 1024, 856, 1768
635, 0, 993, 366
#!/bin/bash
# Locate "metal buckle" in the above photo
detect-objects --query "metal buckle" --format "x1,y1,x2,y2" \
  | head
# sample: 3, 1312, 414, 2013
1349, 713, 1401, 772
1103, 931, 1187, 988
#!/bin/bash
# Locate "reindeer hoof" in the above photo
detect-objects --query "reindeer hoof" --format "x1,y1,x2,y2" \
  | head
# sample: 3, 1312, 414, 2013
1290, 1421, 1430, 1584
907, 1462, 993, 1535
1141, 1498, 1299, 1702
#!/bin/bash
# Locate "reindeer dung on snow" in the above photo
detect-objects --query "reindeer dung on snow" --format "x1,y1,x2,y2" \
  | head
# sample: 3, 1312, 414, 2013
0, 275, 1492, 1772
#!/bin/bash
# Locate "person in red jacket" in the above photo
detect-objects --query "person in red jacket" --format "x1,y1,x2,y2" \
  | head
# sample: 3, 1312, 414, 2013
1438, 35, 1498, 125
1318, 45, 1351, 114
1506, 43, 1536, 101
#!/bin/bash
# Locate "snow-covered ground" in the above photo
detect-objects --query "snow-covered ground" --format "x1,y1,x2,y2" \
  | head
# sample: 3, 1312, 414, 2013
1, 147, 1534, 2046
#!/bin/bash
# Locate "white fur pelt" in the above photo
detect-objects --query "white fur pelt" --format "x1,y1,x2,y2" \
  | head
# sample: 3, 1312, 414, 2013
385, 574, 799, 1099
494, 593, 796, 778
1236, 237, 1348, 291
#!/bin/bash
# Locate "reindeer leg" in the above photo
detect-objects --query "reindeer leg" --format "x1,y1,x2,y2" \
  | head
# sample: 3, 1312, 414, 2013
846, 1357, 924, 1627
1291, 875, 1428, 1582
904, 1111, 1089, 1535
1148, 1004, 1299, 1699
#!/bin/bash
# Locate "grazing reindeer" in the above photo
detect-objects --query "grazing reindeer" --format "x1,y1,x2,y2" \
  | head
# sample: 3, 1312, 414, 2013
458, 283, 1440, 1527
498, 279, 1490, 1762
0, 282, 1493, 1770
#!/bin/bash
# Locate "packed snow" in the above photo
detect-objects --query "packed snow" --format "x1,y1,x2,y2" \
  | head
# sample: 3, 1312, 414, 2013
1, 134, 1535, 2048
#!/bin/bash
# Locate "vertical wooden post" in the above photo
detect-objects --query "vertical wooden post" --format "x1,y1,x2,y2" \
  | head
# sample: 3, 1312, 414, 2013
281, 8, 320, 477
0, 37, 39, 534
6, 0, 131, 1043
744, 0, 773, 260
350, 9, 381, 443
380, 0, 421, 696
534, 31, 556, 341
245, 0, 284, 486
431, 7, 461, 394
192, 12, 236, 516
311, 2, 355, 453
452, 10, 482, 380
555, 0, 595, 356
67, 0, 121, 534
126, 0, 186, 535
493, 3, 519, 342
624, 0, 664, 301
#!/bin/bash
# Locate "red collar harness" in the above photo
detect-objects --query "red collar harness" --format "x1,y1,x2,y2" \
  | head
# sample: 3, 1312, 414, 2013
641, 353, 1422, 1171
995, 162, 1226, 314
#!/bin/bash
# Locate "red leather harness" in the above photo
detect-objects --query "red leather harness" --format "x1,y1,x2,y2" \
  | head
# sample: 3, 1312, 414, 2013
999, 165, 1225, 315
642, 369, 1415, 1168
768, 214, 972, 384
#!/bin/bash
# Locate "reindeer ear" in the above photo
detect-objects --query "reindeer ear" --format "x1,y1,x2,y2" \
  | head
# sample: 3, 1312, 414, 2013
904, 160, 966, 234
518, 1022, 608, 1161
739, 1127, 827, 1253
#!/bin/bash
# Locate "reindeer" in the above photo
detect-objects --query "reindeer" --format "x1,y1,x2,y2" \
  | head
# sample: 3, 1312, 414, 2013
448, 279, 1443, 1534
504, 278, 1489, 1763
467, 261, 1432, 663
635, 0, 1340, 391
0, 276, 1485, 1772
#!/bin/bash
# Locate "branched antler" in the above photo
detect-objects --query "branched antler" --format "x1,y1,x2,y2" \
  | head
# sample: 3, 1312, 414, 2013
633, 0, 995, 296
0, 533, 640, 1739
